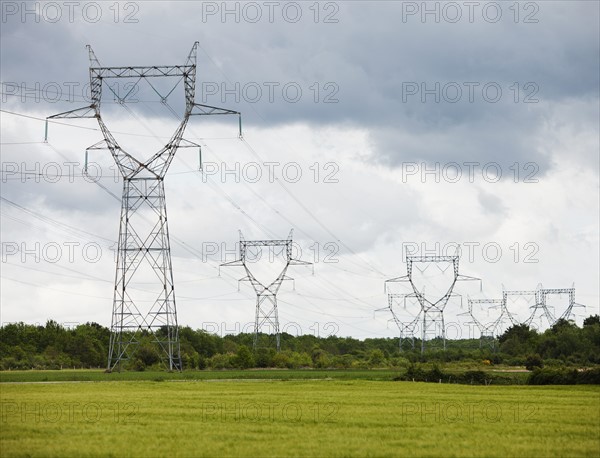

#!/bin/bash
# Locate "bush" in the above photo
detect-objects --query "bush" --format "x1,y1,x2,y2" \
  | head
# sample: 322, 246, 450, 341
368, 349, 386, 368
527, 367, 600, 385
208, 353, 234, 369
576, 367, 600, 384
254, 348, 275, 368
461, 370, 488, 384
233, 345, 255, 369
132, 358, 146, 372
525, 354, 544, 371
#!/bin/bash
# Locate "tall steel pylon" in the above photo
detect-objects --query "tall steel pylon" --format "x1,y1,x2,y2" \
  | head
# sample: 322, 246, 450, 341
47, 43, 241, 371
221, 230, 312, 351
386, 255, 480, 353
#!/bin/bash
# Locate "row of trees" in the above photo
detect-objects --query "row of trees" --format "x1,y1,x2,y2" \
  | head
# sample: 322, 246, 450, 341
1, 316, 598, 371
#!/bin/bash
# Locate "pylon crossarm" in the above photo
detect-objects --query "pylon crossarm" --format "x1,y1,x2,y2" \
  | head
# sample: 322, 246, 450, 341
385, 275, 409, 283
86, 139, 109, 151
178, 138, 202, 149
234, 276, 252, 291
242, 239, 289, 248
218, 259, 240, 277
191, 103, 240, 116
45, 106, 97, 141
90, 65, 193, 79
289, 259, 312, 266
191, 104, 243, 138
384, 275, 410, 293
220, 259, 244, 267
457, 274, 482, 291
47, 105, 96, 119
83, 140, 109, 173
407, 255, 458, 263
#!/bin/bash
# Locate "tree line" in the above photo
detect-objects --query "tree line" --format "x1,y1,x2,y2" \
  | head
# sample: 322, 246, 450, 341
0, 316, 598, 371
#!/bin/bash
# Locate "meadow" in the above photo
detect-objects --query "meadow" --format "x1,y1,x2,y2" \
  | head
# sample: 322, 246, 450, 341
1, 373, 598, 457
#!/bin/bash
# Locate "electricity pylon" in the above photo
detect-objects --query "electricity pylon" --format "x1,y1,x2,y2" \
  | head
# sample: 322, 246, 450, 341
386, 255, 480, 353
530, 286, 585, 326
501, 287, 540, 327
47, 43, 241, 371
503, 284, 585, 329
220, 230, 312, 351
463, 298, 505, 350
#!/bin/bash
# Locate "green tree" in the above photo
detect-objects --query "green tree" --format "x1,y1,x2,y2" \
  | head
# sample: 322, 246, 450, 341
583, 315, 600, 327
368, 349, 386, 367
233, 345, 255, 369
499, 324, 538, 356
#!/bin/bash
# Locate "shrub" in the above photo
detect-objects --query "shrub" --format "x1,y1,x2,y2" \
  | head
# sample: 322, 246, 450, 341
525, 354, 544, 371
526, 368, 600, 385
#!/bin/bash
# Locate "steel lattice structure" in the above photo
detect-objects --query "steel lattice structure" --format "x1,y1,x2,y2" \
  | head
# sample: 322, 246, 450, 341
221, 230, 312, 351
386, 255, 480, 353
531, 287, 585, 325
501, 289, 539, 327
47, 43, 240, 371
463, 298, 505, 349
502, 285, 584, 329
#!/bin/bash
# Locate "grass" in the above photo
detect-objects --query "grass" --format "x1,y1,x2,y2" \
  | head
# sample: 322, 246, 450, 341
0, 368, 402, 383
0, 367, 530, 384
1, 378, 598, 457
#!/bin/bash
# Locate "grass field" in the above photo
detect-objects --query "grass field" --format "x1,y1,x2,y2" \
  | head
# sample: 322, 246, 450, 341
1, 374, 598, 457
0, 368, 401, 383
0, 367, 531, 384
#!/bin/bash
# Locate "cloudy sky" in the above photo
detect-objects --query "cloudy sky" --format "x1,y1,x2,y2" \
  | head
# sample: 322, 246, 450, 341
1, 1, 598, 342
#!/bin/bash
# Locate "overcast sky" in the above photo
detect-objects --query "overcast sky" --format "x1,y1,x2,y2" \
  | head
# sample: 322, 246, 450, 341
1, 1, 598, 342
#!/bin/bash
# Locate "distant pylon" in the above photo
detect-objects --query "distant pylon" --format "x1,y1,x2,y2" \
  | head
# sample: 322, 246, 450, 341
221, 230, 312, 351
502, 284, 585, 329
386, 254, 480, 353
463, 298, 505, 350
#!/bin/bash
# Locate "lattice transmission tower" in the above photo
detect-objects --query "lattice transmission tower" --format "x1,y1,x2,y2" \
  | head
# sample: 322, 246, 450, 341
462, 298, 505, 350
501, 288, 540, 327
529, 286, 585, 326
221, 230, 312, 351
47, 43, 240, 371
386, 255, 480, 353
502, 284, 585, 329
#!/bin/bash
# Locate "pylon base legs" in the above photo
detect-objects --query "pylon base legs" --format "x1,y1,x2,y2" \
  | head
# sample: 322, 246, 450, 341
108, 178, 181, 372
253, 294, 280, 352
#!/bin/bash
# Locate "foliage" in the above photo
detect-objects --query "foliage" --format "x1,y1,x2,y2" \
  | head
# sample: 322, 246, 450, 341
524, 353, 544, 371
1, 317, 599, 379
528, 367, 600, 385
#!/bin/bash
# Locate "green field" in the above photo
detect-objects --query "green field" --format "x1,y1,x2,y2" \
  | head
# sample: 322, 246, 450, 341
0, 367, 531, 384
0, 368, 401, 383
1, 374, 598, 457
